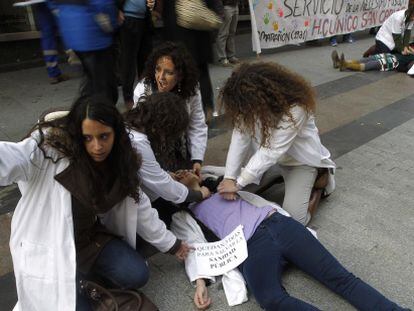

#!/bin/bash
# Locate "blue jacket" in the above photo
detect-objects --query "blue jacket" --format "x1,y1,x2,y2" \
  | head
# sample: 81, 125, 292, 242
50, 0, 117, 52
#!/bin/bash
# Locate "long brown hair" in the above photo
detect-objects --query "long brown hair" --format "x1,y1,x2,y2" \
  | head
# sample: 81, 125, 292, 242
125, 92, 189, 170
31, 96, 142, 203
219, 62, 316, 147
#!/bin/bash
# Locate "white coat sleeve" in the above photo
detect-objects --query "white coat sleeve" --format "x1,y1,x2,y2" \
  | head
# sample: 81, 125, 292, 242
133, 81, 148, 104
237, 106, 308, 187
132, 132, 189, 203
186, 90, 208, 161
224, 129, 252, 180
0, 136, 43, 186
135, 192, 178, 253
170, 211, 215, 284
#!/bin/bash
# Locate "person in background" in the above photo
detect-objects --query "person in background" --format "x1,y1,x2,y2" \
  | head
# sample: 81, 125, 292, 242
32, 2, 70, 84
330, 33, 355, 46
119, 0, 155, 110
133, 42, 208, 177
0, 96, 190, 310
216, 0, 240, 67
218, 62, 336, 225
161, 0, 224, 120
374, 1, 414, 55
52, 0, 119, 104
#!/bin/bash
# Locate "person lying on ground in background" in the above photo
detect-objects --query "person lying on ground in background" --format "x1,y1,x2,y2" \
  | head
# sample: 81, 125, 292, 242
362, 0, 414, 74
217, 61, 336, 225
125, 92, 211, 226
0, 96, 190, 310
133, 42, 208, 177
175, 172, 411, 311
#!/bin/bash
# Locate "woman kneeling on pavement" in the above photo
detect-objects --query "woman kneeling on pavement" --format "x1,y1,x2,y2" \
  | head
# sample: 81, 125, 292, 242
0, 96, 190, 310
125, 92, 211, 227
218, 62, 336, 225
133, 41, 208, 177
177, 172, 411, 311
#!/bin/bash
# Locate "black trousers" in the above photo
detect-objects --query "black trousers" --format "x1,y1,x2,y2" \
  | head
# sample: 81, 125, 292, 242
120, 16, 153, 102
76, 46, 118, 105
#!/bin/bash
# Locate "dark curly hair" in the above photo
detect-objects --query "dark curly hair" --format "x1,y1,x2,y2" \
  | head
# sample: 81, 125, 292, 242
32, 96, 142, 203
141, 41, 199, 101
125, 92, 190, 170
219, 62, 316, 147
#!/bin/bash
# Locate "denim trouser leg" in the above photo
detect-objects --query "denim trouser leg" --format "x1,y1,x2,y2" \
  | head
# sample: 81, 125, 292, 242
76, 238, 149, 310
244, 213, 404, 311
76, 47, 118, 105
240, 215, 320, 310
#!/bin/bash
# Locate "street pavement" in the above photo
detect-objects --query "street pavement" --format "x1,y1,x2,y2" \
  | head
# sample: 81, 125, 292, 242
1, 30, 414, 310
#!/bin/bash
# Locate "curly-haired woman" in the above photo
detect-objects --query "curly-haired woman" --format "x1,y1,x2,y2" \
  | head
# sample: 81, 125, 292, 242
0, 96, 190, 310
217, 62, 336, 225
133, 42, 208, 177
125, 92, 211, 226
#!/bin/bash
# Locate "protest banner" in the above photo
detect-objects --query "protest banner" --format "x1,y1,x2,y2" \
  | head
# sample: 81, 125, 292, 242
248, 0, 409, 52
194, 225, 248, 277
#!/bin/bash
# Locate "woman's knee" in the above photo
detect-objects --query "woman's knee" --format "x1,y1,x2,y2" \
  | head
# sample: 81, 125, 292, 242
117, 259, 149, 289
283, 202, 310, 225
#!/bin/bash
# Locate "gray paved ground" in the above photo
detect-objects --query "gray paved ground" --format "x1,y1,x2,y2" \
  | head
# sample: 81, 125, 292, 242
1, 30, 413, 310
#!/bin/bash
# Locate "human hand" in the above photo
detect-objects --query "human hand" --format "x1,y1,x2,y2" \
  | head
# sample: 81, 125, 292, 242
194, 279, 212, 310
117, 10, 125, 25
200, 186, 211, 199
146, 0, 155, 11
402, 46, 414, 55
217, 179, 239, 200
176, 170, 200, 189
192, 162, 202, 179
169, 172, 178, 181
174, 241, 193, 261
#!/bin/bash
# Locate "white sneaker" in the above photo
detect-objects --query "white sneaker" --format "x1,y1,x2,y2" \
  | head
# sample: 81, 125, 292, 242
218, 58, 232, 67
407, 64, 414, 76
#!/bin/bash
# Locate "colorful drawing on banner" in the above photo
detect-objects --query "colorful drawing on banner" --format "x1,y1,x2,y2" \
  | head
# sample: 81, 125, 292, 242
264, 12, 270, 25
250, 0, 409, 51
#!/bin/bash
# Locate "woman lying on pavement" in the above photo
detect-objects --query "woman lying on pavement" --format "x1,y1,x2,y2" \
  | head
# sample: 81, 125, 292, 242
125, 92, 211, 226
173, 172, 411, 311
0, 96, 190, 310
218, 62, 336, 225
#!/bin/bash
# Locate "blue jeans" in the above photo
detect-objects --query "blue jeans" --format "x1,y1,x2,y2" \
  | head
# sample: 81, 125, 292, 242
239, 213, 404, 311
76, 238, 149, 310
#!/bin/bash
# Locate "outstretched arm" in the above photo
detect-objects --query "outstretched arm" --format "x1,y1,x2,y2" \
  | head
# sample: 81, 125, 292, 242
0, 134, 44, 186
194, 279, 212, 310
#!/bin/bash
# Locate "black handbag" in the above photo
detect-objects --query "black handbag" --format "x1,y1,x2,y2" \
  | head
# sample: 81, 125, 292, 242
80, 280, 158, 311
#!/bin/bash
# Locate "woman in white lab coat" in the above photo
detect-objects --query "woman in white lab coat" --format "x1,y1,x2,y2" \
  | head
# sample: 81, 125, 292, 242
0, 96, 189, 311
218, 62, 336, 225
133, 41, 208, 177
125, 92, 211, 227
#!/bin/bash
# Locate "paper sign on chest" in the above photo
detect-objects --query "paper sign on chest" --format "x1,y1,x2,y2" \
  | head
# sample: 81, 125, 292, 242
194, 225, 248, 277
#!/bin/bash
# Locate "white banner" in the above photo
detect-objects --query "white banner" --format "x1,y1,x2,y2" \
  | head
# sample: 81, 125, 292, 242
194, 225, 248, 277
249, 0, 409, 52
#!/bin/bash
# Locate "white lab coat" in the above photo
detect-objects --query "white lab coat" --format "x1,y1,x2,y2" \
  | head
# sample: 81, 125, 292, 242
130, 130, 189, 203
376, 10, 410, 51
0, 133, 178, 311
224, 105, 336, 192
133, 81, 208, 161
